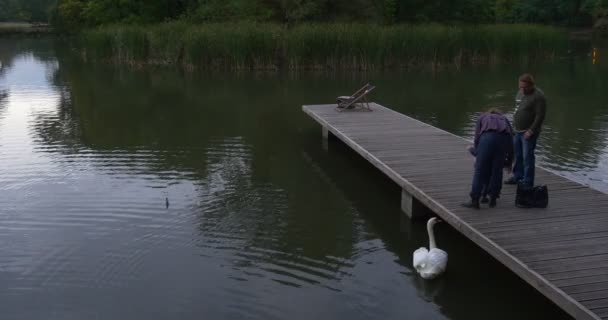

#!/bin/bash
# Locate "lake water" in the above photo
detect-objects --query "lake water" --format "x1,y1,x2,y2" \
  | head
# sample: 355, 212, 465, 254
1, 38, 606, 319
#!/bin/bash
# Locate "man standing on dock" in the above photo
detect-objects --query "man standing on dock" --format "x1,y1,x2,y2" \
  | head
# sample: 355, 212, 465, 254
504, 74, 547, 187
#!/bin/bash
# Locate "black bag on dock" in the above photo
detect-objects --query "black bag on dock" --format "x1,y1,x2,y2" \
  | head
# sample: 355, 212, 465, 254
515, 184, 548, 208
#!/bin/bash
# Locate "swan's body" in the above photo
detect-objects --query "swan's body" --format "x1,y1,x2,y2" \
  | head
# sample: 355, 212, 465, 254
413, 217, 448, 279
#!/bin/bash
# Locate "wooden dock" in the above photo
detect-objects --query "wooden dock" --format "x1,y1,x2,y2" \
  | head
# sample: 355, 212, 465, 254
303, 103, 608, 320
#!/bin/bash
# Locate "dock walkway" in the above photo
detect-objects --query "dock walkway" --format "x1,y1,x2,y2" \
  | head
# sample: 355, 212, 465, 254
303, 103, 608, 320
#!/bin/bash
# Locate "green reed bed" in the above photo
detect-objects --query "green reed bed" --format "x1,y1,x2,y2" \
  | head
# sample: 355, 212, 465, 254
0, 22, 51, 35
80, 22, 567, 70
182, 23, 281, 69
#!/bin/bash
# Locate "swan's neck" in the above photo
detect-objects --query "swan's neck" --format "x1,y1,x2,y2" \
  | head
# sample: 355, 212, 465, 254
427, 221, 437, 249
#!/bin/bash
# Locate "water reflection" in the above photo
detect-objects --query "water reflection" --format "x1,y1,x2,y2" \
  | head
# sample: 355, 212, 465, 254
375, 62, 608, 192
305, 141, 570, 319
1, 43, 379, 320
51, 60, 608, 190
3, 38, 607, 319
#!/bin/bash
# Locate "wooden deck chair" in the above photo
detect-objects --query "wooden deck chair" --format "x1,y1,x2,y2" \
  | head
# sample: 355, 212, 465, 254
336, 83, 375, 111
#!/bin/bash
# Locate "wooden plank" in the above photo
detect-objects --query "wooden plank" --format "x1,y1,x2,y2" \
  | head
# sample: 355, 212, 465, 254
486, 228, 608, 251
572, 290, 608, 302
501, 233, 608, 253
563, 281, 608, 295
477, 211, 608, 232
479, 214, 608, 236
302, 103, 603, 320
532, 255, 608, 274
515, 243, 608, 263
545, 267, 608, 282
593, 309, 608, 318
585, 299, 608, 311
495, 231, 608, 258
556, 275, 608, 289
593, 307, 608, 318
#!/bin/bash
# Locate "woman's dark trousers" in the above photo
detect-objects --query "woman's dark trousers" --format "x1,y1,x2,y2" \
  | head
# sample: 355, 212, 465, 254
470, 132, 510, 200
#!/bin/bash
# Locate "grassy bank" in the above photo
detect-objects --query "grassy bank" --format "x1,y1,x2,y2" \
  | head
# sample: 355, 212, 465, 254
80, 22, 568, 70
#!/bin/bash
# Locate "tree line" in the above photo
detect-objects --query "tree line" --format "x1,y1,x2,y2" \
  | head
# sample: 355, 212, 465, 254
0, 0, 55, 22
1, 0, 607, 28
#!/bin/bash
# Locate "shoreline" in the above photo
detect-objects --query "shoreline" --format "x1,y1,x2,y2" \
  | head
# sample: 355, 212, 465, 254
0, 22, 52, 35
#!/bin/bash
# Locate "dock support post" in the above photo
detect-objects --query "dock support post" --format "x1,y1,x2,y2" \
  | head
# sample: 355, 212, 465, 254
401, 189, 428, 220
322, 126, 330, 150
322, 126, 330, 139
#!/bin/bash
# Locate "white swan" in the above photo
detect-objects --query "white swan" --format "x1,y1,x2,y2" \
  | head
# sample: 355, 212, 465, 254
413, 217, 448, 279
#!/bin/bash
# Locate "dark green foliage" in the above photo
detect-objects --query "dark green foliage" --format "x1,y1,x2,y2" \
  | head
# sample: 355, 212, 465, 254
510, 0, 588, 26
4, 0, 608, 28
0, 0, 56, 22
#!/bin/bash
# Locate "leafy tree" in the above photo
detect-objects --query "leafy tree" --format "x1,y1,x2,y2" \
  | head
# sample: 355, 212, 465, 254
53, 0, 85, 29
189, 0, 265, 22
0, 0, 55, 22
261, 0, 327, 24
495, 0, 517, 22
32, 0, 608, 28
510, 0, 593, 26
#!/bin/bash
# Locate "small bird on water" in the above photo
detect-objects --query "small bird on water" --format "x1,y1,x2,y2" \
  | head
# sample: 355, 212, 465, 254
166, 197, 169, 209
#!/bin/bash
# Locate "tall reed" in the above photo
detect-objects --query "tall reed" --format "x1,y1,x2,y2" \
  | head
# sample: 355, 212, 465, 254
80, 22, 567, 70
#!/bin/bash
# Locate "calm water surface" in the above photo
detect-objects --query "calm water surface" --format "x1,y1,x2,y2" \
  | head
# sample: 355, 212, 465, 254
1, 39, 607, 319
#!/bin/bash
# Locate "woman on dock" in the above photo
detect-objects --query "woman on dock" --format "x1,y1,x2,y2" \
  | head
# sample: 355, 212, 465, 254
463, 108, 514, 209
